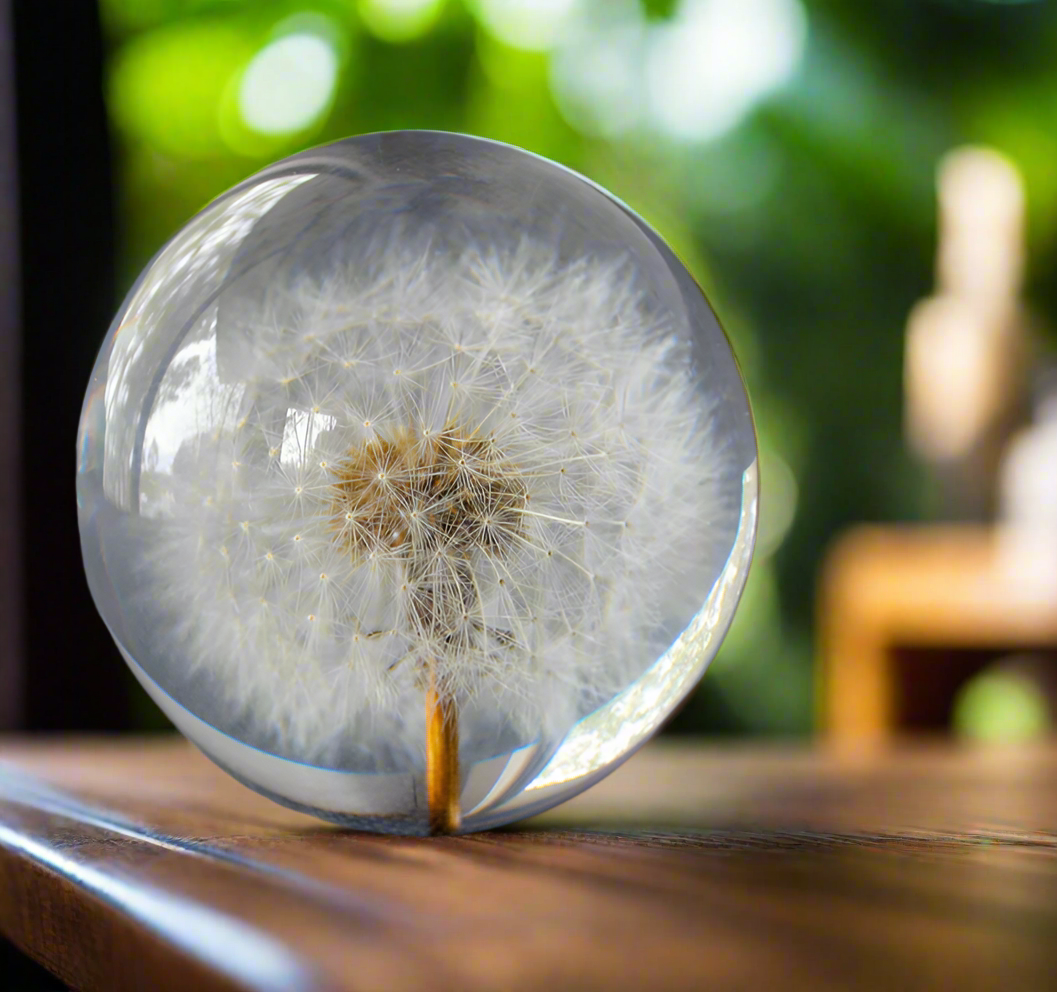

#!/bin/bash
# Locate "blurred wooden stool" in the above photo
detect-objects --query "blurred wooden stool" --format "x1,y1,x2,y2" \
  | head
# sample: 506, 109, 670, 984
818, 525, 1057, 741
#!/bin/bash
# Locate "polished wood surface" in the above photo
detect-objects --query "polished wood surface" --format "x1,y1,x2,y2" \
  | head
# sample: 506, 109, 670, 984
819, 525, 1057, 741
3, 737, 1057, 990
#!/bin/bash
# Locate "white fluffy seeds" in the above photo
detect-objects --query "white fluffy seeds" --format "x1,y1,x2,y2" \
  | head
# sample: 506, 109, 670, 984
140, 235, 718, 765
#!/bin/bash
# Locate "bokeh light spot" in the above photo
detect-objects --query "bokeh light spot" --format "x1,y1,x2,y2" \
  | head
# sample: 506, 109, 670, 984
549, 2, 646, 138
109, 20, 252, 158
952, 670, 1051, 743
645, 0, 807, 143
238, 33, 339, 136
755, 446, 798, 559
358, 0, 446, 43
472, 0, 577, 52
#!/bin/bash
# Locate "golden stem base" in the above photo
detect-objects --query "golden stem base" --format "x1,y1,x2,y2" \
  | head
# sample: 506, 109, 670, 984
426, 681, 460, 834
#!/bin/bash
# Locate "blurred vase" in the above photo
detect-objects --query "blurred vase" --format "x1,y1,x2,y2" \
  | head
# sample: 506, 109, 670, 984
905, 146, 1032, 520
996, 370, 1057, 597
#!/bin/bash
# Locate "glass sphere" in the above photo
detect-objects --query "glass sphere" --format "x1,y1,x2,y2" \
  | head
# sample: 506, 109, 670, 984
77, 132, 757, 834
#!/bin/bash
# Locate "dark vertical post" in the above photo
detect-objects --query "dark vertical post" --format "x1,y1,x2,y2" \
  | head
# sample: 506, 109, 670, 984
0, 0, 22, 730
13, 0, 126, 730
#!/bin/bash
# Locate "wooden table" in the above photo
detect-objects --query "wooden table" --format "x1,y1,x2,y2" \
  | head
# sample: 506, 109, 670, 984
3, 737, 1057, 990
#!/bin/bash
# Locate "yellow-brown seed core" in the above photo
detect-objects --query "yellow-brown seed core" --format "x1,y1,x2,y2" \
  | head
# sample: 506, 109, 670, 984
328, 425, 527, 564
328, 424, 527, 833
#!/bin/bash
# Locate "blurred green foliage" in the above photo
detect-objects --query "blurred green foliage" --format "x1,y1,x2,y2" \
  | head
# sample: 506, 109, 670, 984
99, 0, 1057, 736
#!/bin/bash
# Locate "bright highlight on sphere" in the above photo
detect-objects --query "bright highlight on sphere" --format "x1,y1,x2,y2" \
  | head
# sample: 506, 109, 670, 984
77, 132, 757, 834
238, 33, 338, 135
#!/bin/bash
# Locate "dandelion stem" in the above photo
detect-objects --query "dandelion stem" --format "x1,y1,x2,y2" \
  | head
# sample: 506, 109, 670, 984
426, 670, 460, 834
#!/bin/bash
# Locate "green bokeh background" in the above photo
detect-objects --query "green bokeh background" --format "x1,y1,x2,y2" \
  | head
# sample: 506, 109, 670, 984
99, 0, 1057, 737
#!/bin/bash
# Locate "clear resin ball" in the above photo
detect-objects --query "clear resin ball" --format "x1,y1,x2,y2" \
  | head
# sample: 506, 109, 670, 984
77, 132, 757, 834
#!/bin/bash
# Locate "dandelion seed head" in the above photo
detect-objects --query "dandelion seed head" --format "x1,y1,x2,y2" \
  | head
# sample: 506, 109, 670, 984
102, 192, 740, 779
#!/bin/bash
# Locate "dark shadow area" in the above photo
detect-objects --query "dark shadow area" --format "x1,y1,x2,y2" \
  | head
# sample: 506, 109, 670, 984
892, 647, 1057, 732
12, 0, 129, 731
1, 937, 67, 991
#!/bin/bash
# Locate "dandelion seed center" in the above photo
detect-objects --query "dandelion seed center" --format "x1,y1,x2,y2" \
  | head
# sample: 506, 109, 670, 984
327, 425, 528, 662
328, 424, 526, 562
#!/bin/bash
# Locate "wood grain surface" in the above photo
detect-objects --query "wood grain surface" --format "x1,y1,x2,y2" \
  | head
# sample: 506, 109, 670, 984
3, 737, 1057, 991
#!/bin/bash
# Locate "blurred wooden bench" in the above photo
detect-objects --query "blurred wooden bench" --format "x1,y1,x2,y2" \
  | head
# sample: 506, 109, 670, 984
818, 525, 1057, 741
4, 736, 1057, 990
